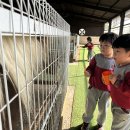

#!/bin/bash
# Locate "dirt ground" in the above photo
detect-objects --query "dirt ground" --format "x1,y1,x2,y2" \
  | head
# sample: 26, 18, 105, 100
61, 86, 75, 130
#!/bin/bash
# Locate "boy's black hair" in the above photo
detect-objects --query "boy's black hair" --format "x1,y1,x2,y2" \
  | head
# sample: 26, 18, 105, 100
112, 34, 130, 51
99, 32, 118, 44
87, 37, 92, 42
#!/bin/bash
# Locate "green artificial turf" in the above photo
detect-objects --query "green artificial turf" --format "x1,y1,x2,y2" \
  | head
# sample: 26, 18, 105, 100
68, 46, 112, 130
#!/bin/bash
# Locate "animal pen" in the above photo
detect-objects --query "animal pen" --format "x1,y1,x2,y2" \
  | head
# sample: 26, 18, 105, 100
0, 0, 70, 130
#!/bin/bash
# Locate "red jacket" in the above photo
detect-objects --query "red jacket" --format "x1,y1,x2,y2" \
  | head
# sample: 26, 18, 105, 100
86, 54, 115, 91
110, 64, 130, 109
85, 43, 94, 50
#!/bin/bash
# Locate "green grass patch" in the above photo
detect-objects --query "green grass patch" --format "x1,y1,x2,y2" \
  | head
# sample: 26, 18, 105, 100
68, 46, 112, 130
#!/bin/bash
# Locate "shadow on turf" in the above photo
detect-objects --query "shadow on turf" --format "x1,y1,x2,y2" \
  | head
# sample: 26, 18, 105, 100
69, 123, 99, 130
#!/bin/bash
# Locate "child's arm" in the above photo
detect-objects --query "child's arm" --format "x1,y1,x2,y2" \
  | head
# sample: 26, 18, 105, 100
84, 69, 91, 77
110, 72, 130, 97
85, 57, 96, 76
82, 43, 88, 48
120, 72, 130, 97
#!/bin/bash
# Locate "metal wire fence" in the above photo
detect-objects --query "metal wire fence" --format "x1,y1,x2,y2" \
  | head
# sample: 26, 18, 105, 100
0, 0, 70, 130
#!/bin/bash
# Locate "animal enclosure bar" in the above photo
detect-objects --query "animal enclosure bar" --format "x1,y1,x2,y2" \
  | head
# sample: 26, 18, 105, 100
0, 0, 70, 130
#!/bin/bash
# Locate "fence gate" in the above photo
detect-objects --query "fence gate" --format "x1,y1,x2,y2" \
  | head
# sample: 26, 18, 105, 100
0, 0, 70, 130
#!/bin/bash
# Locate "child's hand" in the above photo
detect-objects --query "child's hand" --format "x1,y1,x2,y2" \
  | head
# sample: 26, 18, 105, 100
84, 69, 91, 77
109, 74, 117, 84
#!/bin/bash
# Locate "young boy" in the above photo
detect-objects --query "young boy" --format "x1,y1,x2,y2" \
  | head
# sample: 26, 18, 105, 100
81, 33, 118, 130
109, 34, 130, 130
83, 37, 94, 61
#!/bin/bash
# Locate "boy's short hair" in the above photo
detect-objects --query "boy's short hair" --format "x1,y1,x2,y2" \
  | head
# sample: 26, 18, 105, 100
99, 32, 118, 45
112, 34, 130, 51
87, 37, 92, 42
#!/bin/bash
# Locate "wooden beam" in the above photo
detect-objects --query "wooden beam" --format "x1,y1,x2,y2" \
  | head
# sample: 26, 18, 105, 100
47, 0, 121, 13
59, 11, 108, 22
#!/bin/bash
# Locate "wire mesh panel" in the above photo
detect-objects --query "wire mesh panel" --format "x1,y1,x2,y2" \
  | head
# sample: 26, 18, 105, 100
0, 0, 70, 130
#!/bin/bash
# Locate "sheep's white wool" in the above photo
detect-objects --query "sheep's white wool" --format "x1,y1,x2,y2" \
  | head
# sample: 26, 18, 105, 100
0, 35, 60, 130
0, 78, 5, 121
0, 36, 46, 117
